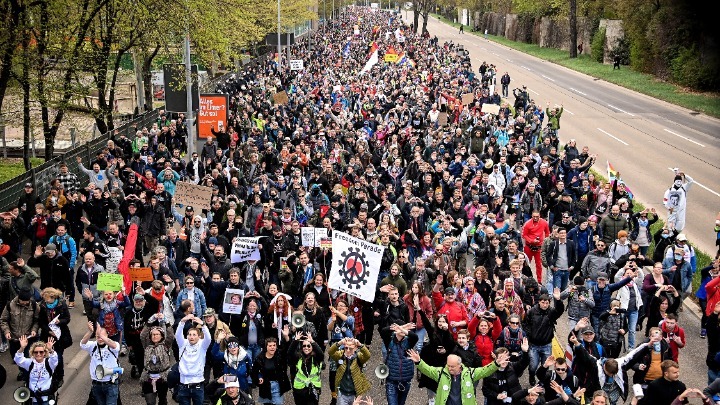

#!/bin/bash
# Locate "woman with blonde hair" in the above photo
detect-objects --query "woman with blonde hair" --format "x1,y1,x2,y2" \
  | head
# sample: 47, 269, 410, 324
14, 335, 59, 403
38, 287, 71, 386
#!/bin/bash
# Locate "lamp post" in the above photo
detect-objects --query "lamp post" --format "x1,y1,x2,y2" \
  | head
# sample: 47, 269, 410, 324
277, 0, 282, 69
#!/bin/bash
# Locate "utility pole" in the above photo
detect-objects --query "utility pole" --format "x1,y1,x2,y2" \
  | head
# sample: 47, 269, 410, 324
277, 0, 282, 69
184, 33, 195, 154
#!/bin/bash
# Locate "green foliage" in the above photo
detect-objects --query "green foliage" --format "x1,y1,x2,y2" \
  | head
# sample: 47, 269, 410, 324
591, 27, 605, 63
671, 46, 720, 91
611, 37, 630, 65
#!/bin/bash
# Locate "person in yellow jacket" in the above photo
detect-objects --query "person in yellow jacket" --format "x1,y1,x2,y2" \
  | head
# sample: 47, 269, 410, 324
328, 337, 371, 405
408, 348, 510, 405
288, 331, 323, 405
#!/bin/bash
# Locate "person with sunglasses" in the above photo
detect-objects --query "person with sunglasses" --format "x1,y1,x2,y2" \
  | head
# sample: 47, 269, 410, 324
15, 335, 58, 404
536, 355, 580, 402
175, 276, 207, 318
288, 331, 323, 405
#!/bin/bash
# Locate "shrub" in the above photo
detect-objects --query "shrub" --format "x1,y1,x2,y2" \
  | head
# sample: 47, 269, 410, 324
671, 46, 720, 91
591, 27, 606, 63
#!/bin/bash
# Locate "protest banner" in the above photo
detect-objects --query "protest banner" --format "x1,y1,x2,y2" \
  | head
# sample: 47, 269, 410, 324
273, 91, 289, 105
461, 93, 475, 106
198, 94, 229, 139
384, 53, 398, 62
173, 182, 214, 211
289, 59, 304, 70
481, 103, 501, 115
105, 247, 122, 273
230, 237, 262, 262
129, 267, 154, 282
301, 227, 329, 247
97, 273, 124, 291
223, 288, 245, 314
328, 231, 385, 302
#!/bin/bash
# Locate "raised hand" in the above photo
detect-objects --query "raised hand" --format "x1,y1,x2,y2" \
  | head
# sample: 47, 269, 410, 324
543, 355, 555, 368
46, 337, 55, 351
495, 350, 510, 368
407, 349, 421, 363
521, 337, 529, 352
19, 335, 28, 350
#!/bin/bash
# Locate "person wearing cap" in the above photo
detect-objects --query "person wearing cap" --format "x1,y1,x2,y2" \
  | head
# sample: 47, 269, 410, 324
215, 378, 254, 405
1, 287, 39, 380
210, 332, 253, 395
568, 320, 649, 404
432, 280, 468, 339
590, 272, 632, 332
28, 243, 71, 293
124, 289, 156, 379
663, 171, 694, 232
662, 246, 693, 300
17, 182, 40, 226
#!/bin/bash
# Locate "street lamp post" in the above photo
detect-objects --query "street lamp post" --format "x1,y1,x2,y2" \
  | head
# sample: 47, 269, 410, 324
277, 0, 282, 69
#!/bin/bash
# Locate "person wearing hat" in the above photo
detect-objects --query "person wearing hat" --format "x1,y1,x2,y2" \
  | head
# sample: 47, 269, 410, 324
1, 287, 39, 380
215, 378, 254, 405
590, 272, 633, 332
17, 182, 40, 226
124, 289, 157, 379
432, 280, 468, 340
27, 243, 70, 293
209, 332, 253, 397
663, 171, 694, 232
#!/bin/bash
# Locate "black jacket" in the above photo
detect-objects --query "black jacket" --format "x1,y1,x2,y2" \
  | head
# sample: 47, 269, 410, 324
141, 203, 166, 237
27, 254, 71, 293
483, 352, 530, 405
546, 239, 577, 270
523, 298, 565, 346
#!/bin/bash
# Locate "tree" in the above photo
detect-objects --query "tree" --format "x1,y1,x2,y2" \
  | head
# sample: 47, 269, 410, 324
569, 0, 577, 58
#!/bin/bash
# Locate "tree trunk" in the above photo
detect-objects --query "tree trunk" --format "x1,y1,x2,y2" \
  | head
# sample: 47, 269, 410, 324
21, 6, 31, 170
413, 6, 419, 33
142, 44, 160, 111
0, 0, 21, 115
421, 11, 429, 33
569, 0, 577, 58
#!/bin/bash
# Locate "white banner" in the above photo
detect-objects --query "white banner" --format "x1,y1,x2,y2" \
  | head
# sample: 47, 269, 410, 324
230, 237, 262, 263
222, 288, 245, 314
328, 231, 385, 302
106, 247, 122, 273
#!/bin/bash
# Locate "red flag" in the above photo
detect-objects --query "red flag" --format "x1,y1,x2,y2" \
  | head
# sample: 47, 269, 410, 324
116, 222, 138, 300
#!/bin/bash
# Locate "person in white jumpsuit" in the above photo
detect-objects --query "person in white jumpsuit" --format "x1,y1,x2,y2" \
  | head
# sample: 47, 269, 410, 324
663, 171, 693, 232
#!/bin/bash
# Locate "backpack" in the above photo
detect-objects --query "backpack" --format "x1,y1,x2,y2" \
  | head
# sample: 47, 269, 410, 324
25, 358, 60, 399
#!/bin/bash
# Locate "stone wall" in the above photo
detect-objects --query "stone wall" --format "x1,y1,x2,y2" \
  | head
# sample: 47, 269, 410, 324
600, 19, 625, 63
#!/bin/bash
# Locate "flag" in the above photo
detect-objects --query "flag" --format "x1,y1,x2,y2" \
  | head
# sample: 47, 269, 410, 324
396, 52, 416, 68
607, 160, 634, 199
117, 222, 138, 299
328, 231, 385, 302
230, 237, 263, 262
367, 41, 378, 58
342, 41, 351, 59
360, 49, 379, 74
384, 46, 399, 62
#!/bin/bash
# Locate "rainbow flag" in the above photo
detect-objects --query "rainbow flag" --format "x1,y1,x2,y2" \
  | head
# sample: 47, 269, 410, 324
396, 52, 416, 68
607, 160, 634, 199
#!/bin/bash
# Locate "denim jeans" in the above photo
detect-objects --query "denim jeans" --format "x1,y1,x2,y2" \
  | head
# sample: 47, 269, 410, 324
337, 391, 356, 405
386, 380, 411, 405
529, 343, 553, 378
177, 383, 204, 405
553, 270, 570, 291
709, 368, 720, 385
247, 344, 261, 366
259, 381, 284, 404
91, 382, 119, 405
626, 309, 639, 349
414, 327, 427, 352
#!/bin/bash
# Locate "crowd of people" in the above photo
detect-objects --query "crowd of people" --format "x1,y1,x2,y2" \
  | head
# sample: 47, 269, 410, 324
0, 6, 719, 405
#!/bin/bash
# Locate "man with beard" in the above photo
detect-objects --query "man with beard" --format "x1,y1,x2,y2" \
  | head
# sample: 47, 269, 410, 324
123, 292, 155, 378
81, 322, 121, 405
0, 213, 23, 257
80, 226, 110, 269
203, 245, 233, 280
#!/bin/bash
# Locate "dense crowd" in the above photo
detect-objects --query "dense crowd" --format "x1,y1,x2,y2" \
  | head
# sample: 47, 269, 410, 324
0, 6, 719, 405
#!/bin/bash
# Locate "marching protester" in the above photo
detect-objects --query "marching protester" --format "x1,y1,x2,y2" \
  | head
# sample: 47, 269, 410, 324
0, 6, 717, 405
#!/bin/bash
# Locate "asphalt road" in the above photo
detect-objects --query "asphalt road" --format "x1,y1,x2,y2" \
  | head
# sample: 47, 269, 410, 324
0, 11, 717, 405
419, 13, 720, 257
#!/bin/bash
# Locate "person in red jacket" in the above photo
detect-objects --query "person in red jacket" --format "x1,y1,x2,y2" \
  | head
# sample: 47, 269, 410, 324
706, 273, 720, 318
468, 311, 503, 366
432, 276, 468, 339
660, 313, 685, 361
523, 210, 551, 283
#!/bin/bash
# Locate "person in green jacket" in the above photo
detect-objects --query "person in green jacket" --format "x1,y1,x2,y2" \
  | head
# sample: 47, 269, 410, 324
409, 348, 510, 405
546, 102, 564, 134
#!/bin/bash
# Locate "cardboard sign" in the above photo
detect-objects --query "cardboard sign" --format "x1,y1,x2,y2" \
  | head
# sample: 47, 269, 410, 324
198, 94, 229, 139
461, 93, 474, 106
301, 227, 329, 247
481, 103, 501, 115
273, 91, 289, 105
173, 181, 214, 211
223, 288, 245, 314
105, 247, 122, 273
130, 267, 154, 282
97, 273, 124, 292
438, 112, 448, 126
289, 59, 304, 70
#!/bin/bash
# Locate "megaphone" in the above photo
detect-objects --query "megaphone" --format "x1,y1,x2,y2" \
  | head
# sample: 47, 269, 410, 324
95, 365, 124, 382
375, 364, 389, 379
291, 313, 306, 328
13, 387, 31, 403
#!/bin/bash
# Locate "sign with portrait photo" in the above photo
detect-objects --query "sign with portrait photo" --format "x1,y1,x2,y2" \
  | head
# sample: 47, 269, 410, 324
223, 288, 245, 314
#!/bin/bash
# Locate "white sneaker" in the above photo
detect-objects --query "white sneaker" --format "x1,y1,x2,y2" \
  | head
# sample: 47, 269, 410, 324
0, 342, 8, 352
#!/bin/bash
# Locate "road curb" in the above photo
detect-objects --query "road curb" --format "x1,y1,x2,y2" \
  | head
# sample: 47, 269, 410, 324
683, 297, 704, 320
58, 349, 89, 396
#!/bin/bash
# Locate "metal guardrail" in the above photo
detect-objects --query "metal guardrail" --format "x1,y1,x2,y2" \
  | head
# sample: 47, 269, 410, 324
0, 109, 161, 213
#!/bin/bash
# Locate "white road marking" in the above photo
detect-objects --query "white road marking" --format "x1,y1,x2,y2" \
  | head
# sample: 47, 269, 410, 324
521, 65, 531, 71
506, 58, 512, 62
541, 74, 555, 82
597, 128, 629, 146
663, 128, 705, 148
607, 104, 636, 117
528, 88, 539, 95
563, 108, 575, 115
569, 87, 587, 96
666, 168, 720, 197
492, 52, 500, 56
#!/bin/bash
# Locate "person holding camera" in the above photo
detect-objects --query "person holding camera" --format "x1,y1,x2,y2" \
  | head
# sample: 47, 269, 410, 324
645, 284, 680, 337
598, 300, 627, 358
560, 277, 595, 332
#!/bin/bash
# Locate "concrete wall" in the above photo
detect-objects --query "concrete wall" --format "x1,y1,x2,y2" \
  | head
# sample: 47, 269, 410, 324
600, 19, 625, 63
